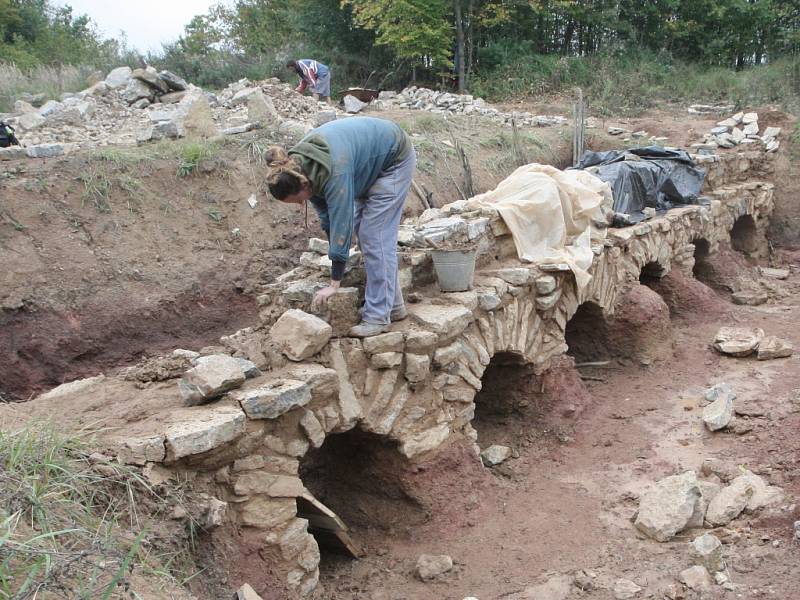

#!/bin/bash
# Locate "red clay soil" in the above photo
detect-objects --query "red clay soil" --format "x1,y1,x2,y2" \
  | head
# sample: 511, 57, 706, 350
312, 251, 800, 600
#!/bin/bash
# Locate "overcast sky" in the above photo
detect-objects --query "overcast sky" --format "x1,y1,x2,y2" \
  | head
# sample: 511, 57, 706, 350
53, 0, 220, 53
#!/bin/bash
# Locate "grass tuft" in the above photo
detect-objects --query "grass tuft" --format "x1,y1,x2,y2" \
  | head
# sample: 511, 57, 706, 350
0, 422, 184, 599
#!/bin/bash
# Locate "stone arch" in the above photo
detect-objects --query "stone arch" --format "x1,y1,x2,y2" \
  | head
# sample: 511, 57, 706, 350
564, 301, 610, 363
730, 214, 759, 255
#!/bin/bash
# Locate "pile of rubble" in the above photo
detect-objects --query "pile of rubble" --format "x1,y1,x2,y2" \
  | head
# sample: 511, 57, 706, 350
0, 67, 343, 158
693, 111, 781, 153
376, 86, 568, 128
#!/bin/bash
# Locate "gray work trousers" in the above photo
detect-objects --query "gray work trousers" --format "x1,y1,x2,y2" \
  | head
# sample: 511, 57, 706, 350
354, 148, 417, 325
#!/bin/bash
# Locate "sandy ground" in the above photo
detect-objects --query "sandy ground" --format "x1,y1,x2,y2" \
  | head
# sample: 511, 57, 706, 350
309, 255, 800, 600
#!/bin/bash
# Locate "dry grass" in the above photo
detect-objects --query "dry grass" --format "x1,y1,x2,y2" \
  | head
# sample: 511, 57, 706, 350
0, 63, 96, 112
0, 423, 191, 599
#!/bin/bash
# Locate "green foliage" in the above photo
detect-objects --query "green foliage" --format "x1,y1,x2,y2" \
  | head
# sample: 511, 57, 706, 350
344, 0, 453, 69
177, 141, 220, 177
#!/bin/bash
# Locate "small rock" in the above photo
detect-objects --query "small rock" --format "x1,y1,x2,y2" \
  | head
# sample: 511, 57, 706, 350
634, 471, 701, 541
343, 94, 368, 114
105, 66, 133, 89
26, 144, 64, 158
679, 565, 712, 592
689, 533, 724, 572
712, 326, 764, 357
759, 266, 789, 279
308, 237, 330, 255
158, 70, 189, 91
705, 477, 754, 526
480, 444, 511, 466
315, 110, 337, 126
731, 290, 768, 305
235, 583, 264, 600
703, 388, 735, 431
247, 90, 280, 125
702, 383, 736, 407
613, 578, 642, 599
756, 336, 793, 360
741, 112, 758, 124
793, 520, 800, 541
415, 554, 453, 581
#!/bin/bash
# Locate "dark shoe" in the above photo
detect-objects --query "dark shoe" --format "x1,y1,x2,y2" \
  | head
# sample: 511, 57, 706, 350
390, 306, 408, 322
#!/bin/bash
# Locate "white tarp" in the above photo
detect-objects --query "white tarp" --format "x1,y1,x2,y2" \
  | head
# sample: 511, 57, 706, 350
467, 164, 611, 290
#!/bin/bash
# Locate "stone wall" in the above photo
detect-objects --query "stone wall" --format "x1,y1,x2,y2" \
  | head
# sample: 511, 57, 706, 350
23, 150, 776, 598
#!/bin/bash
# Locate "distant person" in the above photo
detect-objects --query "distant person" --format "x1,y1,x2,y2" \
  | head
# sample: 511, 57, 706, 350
264, 117, 416, 338
287, 59, 332, 104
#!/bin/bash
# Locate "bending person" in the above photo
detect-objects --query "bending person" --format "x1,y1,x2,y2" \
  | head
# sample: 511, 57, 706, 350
265, 117, 416, 338
287, 59, 332, 104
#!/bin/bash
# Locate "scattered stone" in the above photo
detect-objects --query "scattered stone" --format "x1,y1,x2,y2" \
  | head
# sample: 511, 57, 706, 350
25, 144, 64, 158
247, 89, 280, 125
480, 444, 511, 466
705, 477, 754, 526
736, 470, 783, 513
16, 111, 46, 130
270, 309, 332, 361
731, 290, 768, 306
679, 565, 713, 592
535, 275, 557, 295
756, 336, 793, 360
521, 575, 573, 600
703, 386, 735, 431
613, 578, 642, 599
132, 67, 169, 94
742, 121, 759, 136
689, 533, 724, 572
179, 354, 247, 405
710, 126, 729, 135
741, 112, 758, 124
343, 94, 368, 114
759, 267, 789, 280
181, 91, 217, 139
315, 110, 337, 126
712, 327, 764, 357
415, 554, 453, 581
634, 471, 701, 541
794, 520, 800, 541
159, 90, 187, 104
371, 352, 403, 369
235, 583, 264, 600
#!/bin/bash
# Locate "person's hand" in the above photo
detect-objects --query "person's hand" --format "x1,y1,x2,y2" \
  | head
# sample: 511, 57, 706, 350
312, 282, 340, 311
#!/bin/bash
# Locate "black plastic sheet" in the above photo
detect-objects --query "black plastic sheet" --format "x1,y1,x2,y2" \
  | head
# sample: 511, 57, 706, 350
575, 146, 707, 226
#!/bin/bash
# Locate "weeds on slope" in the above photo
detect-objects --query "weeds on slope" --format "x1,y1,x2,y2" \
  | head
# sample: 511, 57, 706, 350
0, 423, 185, 599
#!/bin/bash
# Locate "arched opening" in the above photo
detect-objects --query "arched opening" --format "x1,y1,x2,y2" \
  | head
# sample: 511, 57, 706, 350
730, 215, 759, 255
639, 261, 668, 286
565, 302, 610, 364
473, 352, 590, 453
298, 429, 425, 566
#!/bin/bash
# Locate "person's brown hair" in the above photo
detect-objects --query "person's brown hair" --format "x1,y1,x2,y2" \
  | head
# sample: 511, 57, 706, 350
265, 146, 308, 200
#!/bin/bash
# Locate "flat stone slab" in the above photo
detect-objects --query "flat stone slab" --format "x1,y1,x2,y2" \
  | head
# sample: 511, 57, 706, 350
634, 471, 701, 541
409, 304, 473, 339
234, 379, 312, 419
165, 405, 246, 460
713, 327, 764, 357
757, 336, 793, 360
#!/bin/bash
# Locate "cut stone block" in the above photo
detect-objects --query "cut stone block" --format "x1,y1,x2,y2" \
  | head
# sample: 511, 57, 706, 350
234, 379, 312, 419
270, 309, 332, 361
179, 354, 247, 405
165, 406, 246, 460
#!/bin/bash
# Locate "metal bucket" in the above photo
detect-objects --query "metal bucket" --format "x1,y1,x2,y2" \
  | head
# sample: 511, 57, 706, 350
430, 249, 477, 292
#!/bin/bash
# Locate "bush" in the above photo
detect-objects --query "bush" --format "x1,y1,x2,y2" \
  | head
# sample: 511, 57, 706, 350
469, 47, 800, 115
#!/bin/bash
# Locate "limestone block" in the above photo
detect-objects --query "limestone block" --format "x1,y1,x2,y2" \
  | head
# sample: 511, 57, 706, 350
234, 379, 312, 420
400, 423, 450, 458
478, 292, 501, 311
116, 435, 166, 465
757, 336, 793, 360
535, 289, 561, 311
405, 354, 431, 383
689, 533, 724, 572
179, 354, 247, 405
235, 471, 304, 497
300, 410, 326, 448
634, 471, 701, 541
181, 91, 217, 139
26, 144, 65, 158
415, 554, 453, 581
433, 341, 461, 367
705, 477, 754, 526
370, 352, 403, 370
235, 583, 264, 600
165, 405, 246, 460
230, 87, 261, 106
286, 364, 338, 400
239, 496, 296, 529
410, 304, 473, 340
122, 78, 154, 104
736, 470, 783, 513
329, 340, 363, 428
712, 326, 764, 357
270, 309, 332, 361
703, 389, 734, 431
132, 67, 169, 93
535, 275, 557, 295
405, 330, 439, 352
247, 89, 280, 124
480, 444, 511, 466
363, 332, 405, 354
105, 66, 133, 89
494, 268, 531, 285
